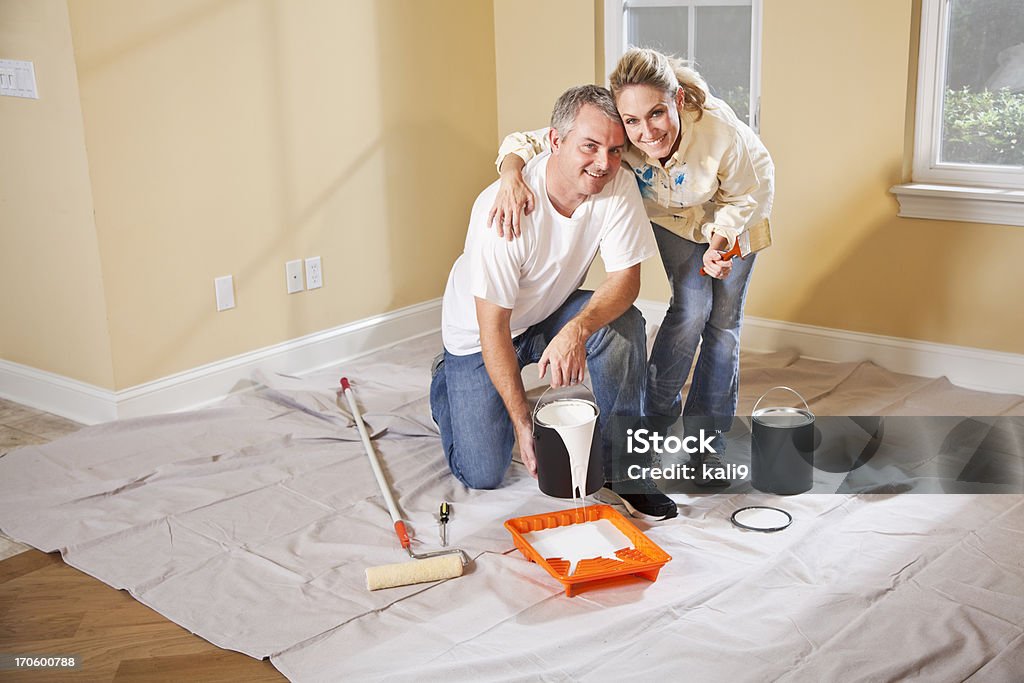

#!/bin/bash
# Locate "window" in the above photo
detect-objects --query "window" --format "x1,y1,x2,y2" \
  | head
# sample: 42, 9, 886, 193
604, 0, 763, 131
892, 0, 1024, 226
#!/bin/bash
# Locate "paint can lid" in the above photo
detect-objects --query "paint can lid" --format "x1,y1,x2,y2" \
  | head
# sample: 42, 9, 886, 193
752, 407, 814, 427
731, 505, 793, 533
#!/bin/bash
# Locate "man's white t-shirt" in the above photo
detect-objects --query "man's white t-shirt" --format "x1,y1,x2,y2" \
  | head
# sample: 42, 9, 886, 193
441, 152, 657, 356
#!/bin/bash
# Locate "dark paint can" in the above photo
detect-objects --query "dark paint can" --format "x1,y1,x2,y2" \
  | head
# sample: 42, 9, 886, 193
751, 387, 814, 495
534, 394, 603, 499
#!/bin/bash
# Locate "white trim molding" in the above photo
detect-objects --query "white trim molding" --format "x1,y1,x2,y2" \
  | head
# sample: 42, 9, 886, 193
890, 183, 1024, 227
635, 298, 1024, 396
0, 362, 118, 426
0, 299, 442, 425
4, 298, 1021, 425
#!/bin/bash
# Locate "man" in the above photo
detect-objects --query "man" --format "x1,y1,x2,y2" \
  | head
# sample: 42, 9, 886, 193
429, 85, 677, 520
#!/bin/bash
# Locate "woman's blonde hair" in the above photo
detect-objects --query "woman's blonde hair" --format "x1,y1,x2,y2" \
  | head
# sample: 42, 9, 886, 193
609, 47, 708, 121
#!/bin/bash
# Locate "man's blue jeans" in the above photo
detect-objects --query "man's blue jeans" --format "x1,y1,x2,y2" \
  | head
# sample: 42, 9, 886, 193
430, 290, 646, 490
645, 225, 757, 433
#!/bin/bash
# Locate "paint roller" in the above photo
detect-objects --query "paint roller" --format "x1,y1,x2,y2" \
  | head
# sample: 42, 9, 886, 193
699, 240, 743, 276
339, 378, 469, 590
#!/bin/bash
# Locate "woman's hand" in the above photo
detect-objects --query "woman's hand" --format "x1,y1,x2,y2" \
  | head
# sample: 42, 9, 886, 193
487, 156, 535, 239
702, 247, 734, 279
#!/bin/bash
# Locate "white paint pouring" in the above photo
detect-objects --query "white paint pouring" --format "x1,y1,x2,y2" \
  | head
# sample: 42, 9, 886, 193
521, 518, 634, 576
535, 399, 599, 507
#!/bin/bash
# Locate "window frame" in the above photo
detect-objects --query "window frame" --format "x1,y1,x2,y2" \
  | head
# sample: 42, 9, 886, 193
892, 0, 1024, 227
911, 0, 1024, 189
604, 0, 764, 132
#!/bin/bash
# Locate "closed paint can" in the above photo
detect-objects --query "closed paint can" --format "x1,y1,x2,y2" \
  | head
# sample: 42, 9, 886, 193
534, 395, 604, 499
751, 387, 814, 495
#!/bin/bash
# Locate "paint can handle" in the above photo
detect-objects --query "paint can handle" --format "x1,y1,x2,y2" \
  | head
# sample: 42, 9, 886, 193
752, 386, 811, 416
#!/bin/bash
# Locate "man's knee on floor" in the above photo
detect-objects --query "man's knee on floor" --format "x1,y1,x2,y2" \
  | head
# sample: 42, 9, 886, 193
449, 445, 510, 490
457, 465, 507, 491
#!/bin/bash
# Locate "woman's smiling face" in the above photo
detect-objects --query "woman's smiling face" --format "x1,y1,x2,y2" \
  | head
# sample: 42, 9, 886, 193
615, 84, 684, 164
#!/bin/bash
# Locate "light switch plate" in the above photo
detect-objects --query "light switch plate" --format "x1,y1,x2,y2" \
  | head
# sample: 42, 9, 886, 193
215, 275, 235, 311
0, 59, 39, 99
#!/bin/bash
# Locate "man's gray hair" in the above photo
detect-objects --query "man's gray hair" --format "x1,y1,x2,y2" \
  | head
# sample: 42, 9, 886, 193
549, 85, 621, 137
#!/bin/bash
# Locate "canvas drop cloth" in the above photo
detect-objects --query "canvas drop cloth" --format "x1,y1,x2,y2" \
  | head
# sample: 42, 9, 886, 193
1, 333, 1023, 681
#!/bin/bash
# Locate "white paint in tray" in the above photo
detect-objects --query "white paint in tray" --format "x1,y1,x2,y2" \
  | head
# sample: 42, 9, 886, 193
522, 518, 634, 576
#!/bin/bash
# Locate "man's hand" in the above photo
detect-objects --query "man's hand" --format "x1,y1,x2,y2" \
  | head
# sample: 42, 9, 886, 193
538, 320, 588, 388
515, 421, 538, 477
537, 265, 641, 388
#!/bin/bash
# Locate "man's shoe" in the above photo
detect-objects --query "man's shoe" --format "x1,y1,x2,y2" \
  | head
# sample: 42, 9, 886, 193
597, 480, 678, 520
693, 451, 732, 488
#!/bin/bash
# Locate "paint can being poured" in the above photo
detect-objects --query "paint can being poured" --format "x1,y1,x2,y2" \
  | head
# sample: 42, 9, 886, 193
534, 391, 603, 499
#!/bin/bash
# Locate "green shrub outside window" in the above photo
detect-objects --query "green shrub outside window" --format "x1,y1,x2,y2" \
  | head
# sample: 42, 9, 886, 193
942, 87, 1024, 166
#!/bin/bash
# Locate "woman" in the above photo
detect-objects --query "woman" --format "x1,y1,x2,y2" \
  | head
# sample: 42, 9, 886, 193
491, 48, 774, 486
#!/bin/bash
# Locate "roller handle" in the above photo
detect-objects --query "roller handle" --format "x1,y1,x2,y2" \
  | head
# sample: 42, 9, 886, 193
699, 241, 742, 276
340, 377, 406, 530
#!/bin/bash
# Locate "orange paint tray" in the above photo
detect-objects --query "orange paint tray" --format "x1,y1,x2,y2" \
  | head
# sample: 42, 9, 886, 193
504, 504, 671, 597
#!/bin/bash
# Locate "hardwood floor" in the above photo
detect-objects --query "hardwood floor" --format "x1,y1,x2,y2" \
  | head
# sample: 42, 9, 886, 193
0, 550, 284, 681
0, 399, 286, 681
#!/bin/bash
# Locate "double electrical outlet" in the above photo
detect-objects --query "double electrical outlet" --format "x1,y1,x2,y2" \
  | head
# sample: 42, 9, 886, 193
287, 256, 323, 294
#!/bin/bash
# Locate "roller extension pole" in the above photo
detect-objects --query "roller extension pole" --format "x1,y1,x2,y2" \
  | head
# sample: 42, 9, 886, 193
340, 378, 469, 590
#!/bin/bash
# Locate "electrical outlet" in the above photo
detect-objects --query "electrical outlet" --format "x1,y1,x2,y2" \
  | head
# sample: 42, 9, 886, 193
286, 259, 304, 294
305, 256, 323, 290
215, 275, 235, 311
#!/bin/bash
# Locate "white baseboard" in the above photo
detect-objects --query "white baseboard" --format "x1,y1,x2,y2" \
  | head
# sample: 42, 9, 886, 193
0, 299, 443, 425
636, 298, 1024, 396
0, 361, 119, 425
4, 297, 1021, 425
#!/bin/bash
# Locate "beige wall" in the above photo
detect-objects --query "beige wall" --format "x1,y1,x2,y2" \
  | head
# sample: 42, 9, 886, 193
493, 0, 597, 138
501, 0, 1024, 356
0, 0, 115, 388
3, 0, 1021, 395
754, 0, 1024, 354
59, 0, 497, 389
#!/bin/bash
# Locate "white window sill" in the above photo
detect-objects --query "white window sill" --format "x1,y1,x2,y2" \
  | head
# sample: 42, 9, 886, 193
891, 183, 1024, 227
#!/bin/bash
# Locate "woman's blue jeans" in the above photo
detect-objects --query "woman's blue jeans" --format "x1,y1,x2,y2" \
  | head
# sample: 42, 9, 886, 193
645, 225, 757, 434
430, 290, 646, 490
